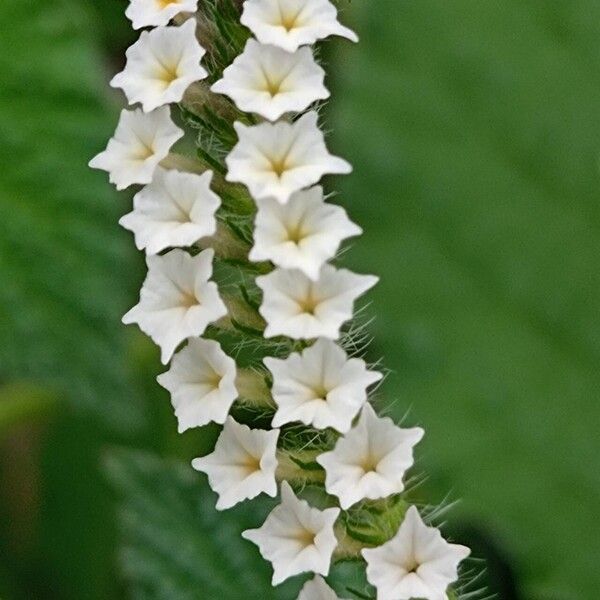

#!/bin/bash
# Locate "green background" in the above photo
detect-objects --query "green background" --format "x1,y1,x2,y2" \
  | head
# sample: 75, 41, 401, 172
0, 1, 598, 599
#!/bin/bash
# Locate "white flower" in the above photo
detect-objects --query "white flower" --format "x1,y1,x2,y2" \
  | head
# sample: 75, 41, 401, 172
240, 0, 358, 53
119, 167, 220, 255
111, 20, 208, 113
264, 339, 381, 433
192, 417, 279, 510
256, 265, 377, 340
298, 576, 344, 600
89, 107, 183, 191
317, 404, 424, 508
157, 338, 238, 432
226, 111, 351, 204
212, 39, 329, 121
126, 0, 199, 30
122, 248, 227, 364
362, 506, 470, 600
249, 186, 361, 280
242, 481, 340, 585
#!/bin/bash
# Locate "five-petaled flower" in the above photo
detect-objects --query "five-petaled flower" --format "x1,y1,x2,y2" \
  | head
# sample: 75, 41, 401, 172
119, 168, 221, 255
264, 338, 381, 433
112, 19, 208, 113
212, 39, 329, 121
241, 0, 358, 53
192, 417, 279, 510
242, 481, 340, 585
157, 338, 238, 432
249, 186, 361, 280
89, 107, 183, 190
122, 248, 227, 364
126, 0, 199, 30
256, 264, 378, 340
226, 111, 352, 205
318, 403, 424, 508
362, 505, 470, 600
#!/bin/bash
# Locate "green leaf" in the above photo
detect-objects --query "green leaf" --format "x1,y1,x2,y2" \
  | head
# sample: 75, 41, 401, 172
104, 449, 301, 600
331, 2, 600, 598
0, 383, 57, 438
0, 0, 144, 431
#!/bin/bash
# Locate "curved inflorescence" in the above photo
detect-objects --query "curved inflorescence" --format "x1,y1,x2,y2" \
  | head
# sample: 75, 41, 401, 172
91, 1, 475, 598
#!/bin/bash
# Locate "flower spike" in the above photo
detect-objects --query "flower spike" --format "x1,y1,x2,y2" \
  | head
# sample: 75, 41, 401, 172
93, 1, 475, 597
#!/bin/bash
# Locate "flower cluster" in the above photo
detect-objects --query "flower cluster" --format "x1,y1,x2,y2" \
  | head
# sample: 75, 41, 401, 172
90, 1, 472, 598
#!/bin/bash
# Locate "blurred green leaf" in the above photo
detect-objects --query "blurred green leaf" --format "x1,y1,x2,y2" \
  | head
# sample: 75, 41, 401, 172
0, 383, 57, 438
0, 0, 143, 431
331, 2, 600, 599
104, 449, 302, 600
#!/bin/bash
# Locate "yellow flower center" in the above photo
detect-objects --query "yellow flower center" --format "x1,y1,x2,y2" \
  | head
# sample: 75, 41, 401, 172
297, 291, 320, 316
278, 7, 304, 32
242, 454, 262, 474
404, 556, 420, 574
360, 453, 382, 474
295, 527, 317, 548
180, 290, 199, 308
285, 222, 307, 244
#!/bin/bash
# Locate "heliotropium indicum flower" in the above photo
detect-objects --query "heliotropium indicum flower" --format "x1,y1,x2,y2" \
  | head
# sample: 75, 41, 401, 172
192, 417, 279, 510
264, 338, 381, 433
317, 404, 424, 508
240, 0, 358, 53
242, 482, 340, 585
126, 0, 199, 30
119, 168, 220, 255
298, 576, 344, 600
157, 338, 238, 432
226, 111, 352, 204
89, 107, 183, 190
212, 39, 329, 121
122, 248, 227, 364
256, 265, 378, 340
249, 186, 361, 280
111, 19, 208, 113
362, 506, 470, 600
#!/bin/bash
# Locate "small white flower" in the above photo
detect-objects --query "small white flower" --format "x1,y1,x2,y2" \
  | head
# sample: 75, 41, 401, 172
242, 481, 340, 585
226, 111, 351, 205
256, 265, 377, 340
126, 0, 199, 30
122, 248, 227, 364
317, 404, 424, 508
157, 338, 238, 432
264, 339, 381, 433
241, 0, 358, 53
119, 168, 220, 255
298, 576, 344, 600
212, 39, 329, 121
89, 107, 183, 191
192, 417, 279, 510
249, 186, 361, 280
362, 506, 470, 600
111, 20, 208, 113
